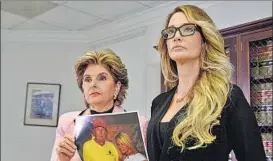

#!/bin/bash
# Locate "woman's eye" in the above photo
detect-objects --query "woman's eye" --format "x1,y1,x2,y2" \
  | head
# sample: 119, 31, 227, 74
184, 27, 194, 32
98, 76, 107, 81
166, 28, 176, 34
84, 77, 91, 82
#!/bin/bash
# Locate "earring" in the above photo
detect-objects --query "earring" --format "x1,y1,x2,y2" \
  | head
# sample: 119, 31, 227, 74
113, 92, 117, 100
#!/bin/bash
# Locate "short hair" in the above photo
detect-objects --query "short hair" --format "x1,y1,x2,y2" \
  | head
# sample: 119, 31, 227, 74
74, 48, 129, 106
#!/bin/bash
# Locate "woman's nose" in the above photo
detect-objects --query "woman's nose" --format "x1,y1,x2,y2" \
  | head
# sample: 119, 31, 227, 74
174, 31, 182, 41
173, 31, 183, 42
90, 80, 97, 87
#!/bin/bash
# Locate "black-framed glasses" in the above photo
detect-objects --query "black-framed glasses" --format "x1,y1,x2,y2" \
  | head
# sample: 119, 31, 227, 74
161, 23, 202, 40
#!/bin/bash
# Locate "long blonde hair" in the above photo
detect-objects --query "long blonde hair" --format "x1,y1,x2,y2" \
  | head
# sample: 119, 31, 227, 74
158, 5, 233, 150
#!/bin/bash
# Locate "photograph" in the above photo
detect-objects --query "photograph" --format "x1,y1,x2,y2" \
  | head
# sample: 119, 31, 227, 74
24, 82, 61, 127
75, 111, 149, 161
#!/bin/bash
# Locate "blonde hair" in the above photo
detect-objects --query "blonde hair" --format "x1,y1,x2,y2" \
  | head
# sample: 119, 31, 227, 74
158, 5, 233, 150
115, 132, 137, 154
74, 48, 129, 106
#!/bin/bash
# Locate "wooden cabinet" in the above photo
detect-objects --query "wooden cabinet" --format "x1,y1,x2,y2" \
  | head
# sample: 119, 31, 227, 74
220, 17, 272, 161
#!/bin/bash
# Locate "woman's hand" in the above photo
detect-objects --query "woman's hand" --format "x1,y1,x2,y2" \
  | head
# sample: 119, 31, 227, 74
56, 135, 77, 161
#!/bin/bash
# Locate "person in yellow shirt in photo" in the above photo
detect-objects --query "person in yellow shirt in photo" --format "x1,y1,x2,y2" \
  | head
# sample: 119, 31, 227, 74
83, 117, 119, 161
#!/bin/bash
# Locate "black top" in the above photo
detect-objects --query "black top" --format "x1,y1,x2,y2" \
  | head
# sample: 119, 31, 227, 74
90, 107, 114, 114
147, 84, 266, 161
159, 122, 169, 144
159, 108, 187, 146
79, 106, 114, 115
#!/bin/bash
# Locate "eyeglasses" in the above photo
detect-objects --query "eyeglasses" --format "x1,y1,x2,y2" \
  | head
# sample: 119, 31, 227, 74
161, 23, 202, 40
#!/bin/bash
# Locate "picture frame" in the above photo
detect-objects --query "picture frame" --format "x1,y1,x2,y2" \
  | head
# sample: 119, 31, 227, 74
75, 112, 149, 161
24, 82, 61, 127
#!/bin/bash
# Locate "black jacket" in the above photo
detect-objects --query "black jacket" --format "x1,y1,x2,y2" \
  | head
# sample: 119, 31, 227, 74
147, 84, 266, 161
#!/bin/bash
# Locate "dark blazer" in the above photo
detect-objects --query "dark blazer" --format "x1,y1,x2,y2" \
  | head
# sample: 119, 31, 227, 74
147, 84, 266, 161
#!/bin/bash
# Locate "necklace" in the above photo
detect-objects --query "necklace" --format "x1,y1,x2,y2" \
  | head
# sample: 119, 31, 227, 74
176, 94, 188, 103
175, 88, 191, 103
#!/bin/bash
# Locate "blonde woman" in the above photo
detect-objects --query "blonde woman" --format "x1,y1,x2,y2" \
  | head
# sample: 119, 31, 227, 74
146, 5, 265, 161
115, 132, 147, 161
50, 49, 148, 161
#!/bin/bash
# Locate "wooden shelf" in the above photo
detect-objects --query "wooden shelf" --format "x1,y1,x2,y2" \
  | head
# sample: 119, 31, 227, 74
220, 17, 272, 161
258, 123, 273, 127
250, 60, 273, 67
257, 45, 272, 53
252, 105, 273, 109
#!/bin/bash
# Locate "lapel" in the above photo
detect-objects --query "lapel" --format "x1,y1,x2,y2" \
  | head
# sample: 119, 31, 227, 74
153, 86, 189, 161
157, 88, 178, 161
150, 87, 177, 122
147, 87, 177, 161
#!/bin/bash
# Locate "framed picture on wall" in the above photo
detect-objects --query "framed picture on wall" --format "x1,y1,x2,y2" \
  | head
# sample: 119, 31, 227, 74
24, 82, 61, 127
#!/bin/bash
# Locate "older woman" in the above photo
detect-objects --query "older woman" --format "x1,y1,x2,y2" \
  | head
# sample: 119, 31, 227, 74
50, 49, 148, 161
147, 5, 266, 161
115, 132, 147, 161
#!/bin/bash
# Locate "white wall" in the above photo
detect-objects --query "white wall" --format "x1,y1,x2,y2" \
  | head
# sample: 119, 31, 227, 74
205, 1, 272, 29
1, 42, 89, 161
1, 1, 272, 161
95, 35, 148, 116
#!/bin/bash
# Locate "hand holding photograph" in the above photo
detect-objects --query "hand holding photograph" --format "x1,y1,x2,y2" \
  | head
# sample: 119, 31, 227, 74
75, 111, 149, 161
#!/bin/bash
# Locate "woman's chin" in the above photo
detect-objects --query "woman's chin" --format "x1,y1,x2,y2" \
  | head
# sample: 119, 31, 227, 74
88, 99, 102, 105
170, 54, 187, 61
170, 53, 198, 62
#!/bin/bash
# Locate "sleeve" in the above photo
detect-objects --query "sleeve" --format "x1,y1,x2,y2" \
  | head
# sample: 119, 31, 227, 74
150, 98, 157, 117
226, 85, 266, 161
50, 115, 66, 161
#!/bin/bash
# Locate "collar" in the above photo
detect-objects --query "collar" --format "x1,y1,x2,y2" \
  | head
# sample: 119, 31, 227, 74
73, 105, 126, 123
